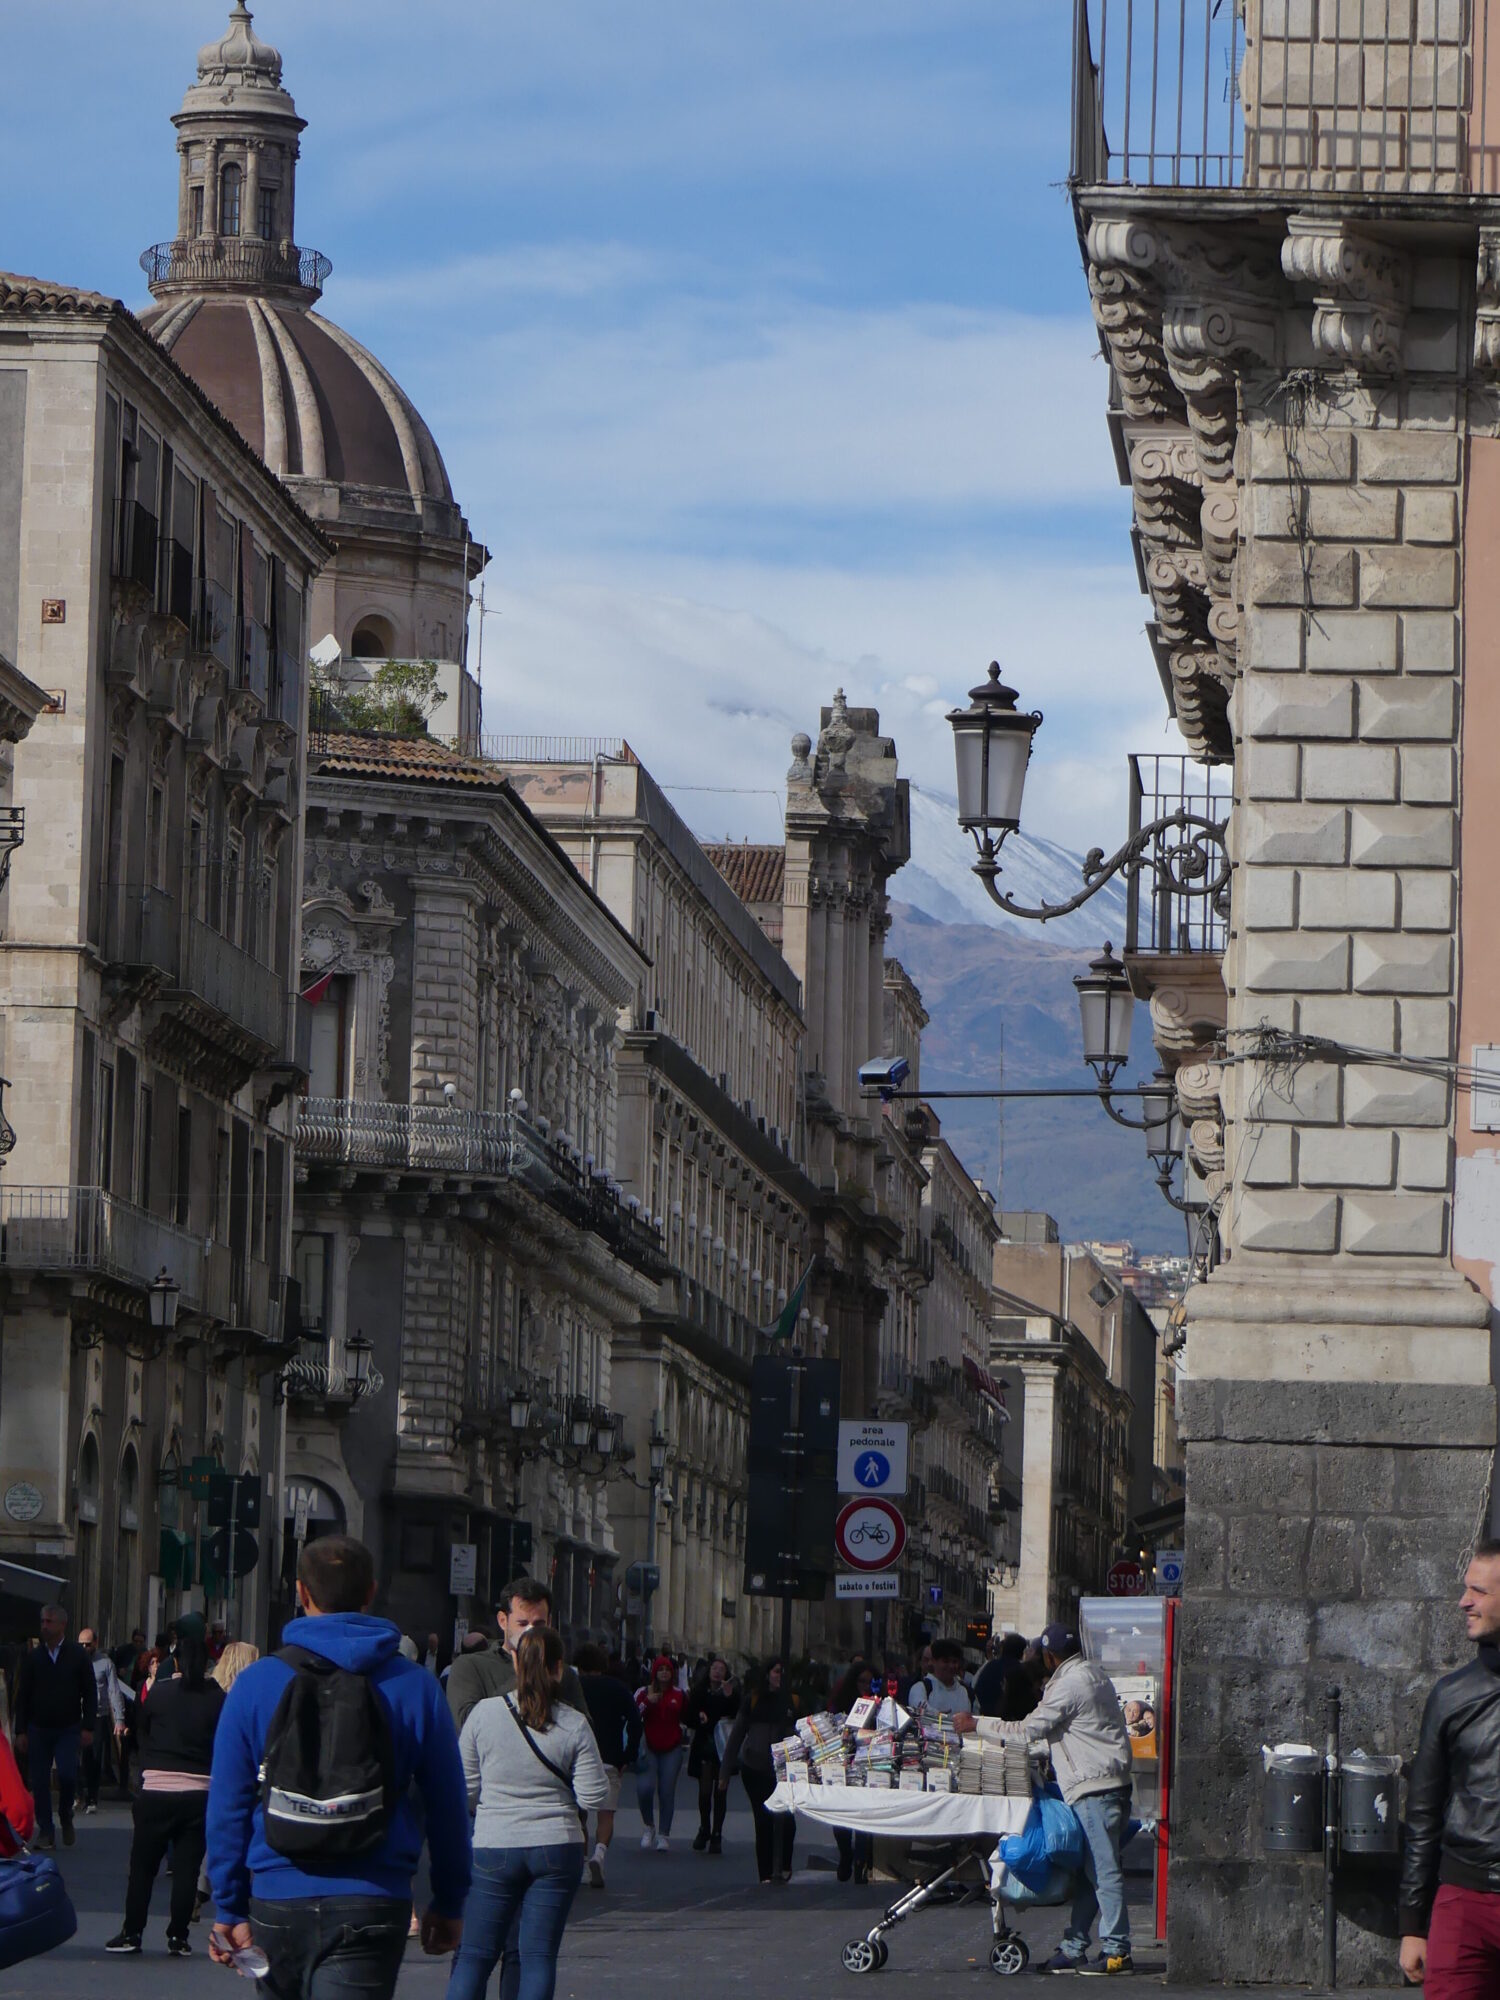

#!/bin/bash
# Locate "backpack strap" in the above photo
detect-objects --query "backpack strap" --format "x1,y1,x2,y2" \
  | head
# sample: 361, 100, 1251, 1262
500, 1695, 576, 1798
275, 1645, 331, 1672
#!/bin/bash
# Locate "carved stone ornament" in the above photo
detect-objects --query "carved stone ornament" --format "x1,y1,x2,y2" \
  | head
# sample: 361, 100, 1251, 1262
1476, 229, 1500, 375
1281, 217, 1410, 375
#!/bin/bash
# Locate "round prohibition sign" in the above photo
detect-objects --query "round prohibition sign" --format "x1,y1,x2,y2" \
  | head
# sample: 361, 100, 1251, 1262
835, 1496, 907, 1571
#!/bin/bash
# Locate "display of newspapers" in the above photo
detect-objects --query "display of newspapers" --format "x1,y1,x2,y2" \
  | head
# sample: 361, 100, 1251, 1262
768, 1696, 1036, 1796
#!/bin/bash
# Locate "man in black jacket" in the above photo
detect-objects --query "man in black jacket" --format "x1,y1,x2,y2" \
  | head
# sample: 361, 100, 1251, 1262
1399, 1537, 1500, 1994
13, 1604, 96, 1849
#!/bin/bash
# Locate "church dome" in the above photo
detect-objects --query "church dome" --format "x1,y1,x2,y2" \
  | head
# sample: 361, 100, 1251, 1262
141, 296, 455, 505
197, 2, 282, 86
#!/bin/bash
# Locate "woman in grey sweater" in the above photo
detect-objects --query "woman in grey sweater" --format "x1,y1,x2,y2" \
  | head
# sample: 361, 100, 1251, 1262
445, 1627, 609, 2000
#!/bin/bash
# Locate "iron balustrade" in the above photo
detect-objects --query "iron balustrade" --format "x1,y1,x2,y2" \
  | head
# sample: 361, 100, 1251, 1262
183, 917, 283, 1048
140, 238, 333, 299
1125, 753, 1232, 956
1073, 0, 1493, 195
103, 883, 175, 976
0, 1185, 206, 1306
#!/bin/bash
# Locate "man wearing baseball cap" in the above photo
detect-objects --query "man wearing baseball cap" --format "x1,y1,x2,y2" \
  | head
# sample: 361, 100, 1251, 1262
1026, 1623, 1135, 1975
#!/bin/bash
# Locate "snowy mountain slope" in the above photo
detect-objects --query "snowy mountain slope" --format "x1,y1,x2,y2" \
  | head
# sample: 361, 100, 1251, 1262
901, 779, 1129, 950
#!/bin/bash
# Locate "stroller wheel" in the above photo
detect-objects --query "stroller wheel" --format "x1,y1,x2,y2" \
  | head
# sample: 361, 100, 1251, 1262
842, 1939, 883, 1975
872, 1941, 889, 1968
990, 1938, 1029, 1976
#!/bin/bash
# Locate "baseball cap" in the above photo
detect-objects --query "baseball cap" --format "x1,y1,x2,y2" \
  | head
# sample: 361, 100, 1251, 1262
1036, 1622, 1078, 1656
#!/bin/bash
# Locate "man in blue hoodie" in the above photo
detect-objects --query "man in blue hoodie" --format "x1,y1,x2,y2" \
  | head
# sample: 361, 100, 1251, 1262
205, 1535, 471, 1998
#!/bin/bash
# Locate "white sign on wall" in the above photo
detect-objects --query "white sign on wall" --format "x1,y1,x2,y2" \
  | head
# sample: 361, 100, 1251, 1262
449, 1543, 478, 1596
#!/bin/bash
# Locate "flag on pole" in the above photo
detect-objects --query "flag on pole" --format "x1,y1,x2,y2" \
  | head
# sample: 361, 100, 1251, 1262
300, 969, 336, 1006
761, 1256, 815, 1341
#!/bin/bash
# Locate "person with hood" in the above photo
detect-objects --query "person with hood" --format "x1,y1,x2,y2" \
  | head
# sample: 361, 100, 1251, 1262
106, 1633, 224, 1956
204, 1534, 471, 1999
1024, 1622, 1135, 1976
685, 1658, 738, 1854
634, 1655, 686, 1851
719, 1660, 799, 1884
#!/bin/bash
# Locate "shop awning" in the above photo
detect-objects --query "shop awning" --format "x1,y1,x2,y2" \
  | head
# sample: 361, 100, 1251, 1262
0, 1557, 67, 1603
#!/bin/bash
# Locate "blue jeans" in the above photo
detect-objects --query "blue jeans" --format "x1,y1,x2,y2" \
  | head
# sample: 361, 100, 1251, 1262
445, 1845, 583, 2000
26, 1724, 79, 1837
1064, 1787, 1132, 1961
636, 1745, 684, 1834
250, 1895, 411, 2000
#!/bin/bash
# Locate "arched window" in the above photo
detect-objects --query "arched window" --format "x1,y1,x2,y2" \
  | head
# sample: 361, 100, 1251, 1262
220, 162, 243, 238
350, 620, 393, 660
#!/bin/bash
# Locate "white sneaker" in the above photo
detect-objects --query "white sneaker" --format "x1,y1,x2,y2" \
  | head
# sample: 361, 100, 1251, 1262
587, 1851, 604, 1888
640, 1829, 654, 1850
655, 1833, 670, 1853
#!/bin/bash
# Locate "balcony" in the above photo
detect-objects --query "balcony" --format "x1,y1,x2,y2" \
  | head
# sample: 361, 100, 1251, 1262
297, 1100, 670, 1278
183, 918, 283, 1050
273, 648, 301, 730
242, 618, 270, 708
159, 537, 195, 631
1073, 0, 1495, 197
104, 884, 175, 978
1124, 754, 1232, 958
0, 1186, 205, 1307
198, 580, 236, 673
140, 238, 333, 304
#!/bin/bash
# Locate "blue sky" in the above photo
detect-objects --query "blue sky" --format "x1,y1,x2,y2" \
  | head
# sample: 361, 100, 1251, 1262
2, 1, 1181, 856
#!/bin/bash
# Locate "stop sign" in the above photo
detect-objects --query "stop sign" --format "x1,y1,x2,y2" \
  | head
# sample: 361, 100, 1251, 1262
1107, 1560, 1146, 1597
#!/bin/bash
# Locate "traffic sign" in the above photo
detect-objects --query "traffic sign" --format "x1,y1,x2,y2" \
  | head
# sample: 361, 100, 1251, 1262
208, 1473, 262, 1529
835, 1573, 901, 1598
834, 1497, 907, 1572
449, 1544, 478, 1596
837, 1422, 908, 1496
1107, 1559, 1147, 1597
207, 1527, 259, 1578
1155, 1549, 1185, 1596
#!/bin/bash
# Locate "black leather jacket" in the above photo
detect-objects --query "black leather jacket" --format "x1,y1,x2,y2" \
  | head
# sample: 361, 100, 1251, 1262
1399, 1647, 1500, 1935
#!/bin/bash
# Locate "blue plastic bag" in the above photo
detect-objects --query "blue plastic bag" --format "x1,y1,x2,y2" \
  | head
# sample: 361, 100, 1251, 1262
996, 1789, 1086, 1892
994, 1861, 1079, 1909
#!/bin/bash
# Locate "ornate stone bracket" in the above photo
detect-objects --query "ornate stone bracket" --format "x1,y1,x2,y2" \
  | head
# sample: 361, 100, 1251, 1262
1176, 1058, 1227, 1201
1476, 229, 1500, 374
1281, 217, 1410, 376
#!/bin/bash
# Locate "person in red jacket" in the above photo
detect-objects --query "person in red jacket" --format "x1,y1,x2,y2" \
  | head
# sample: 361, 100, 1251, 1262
634, 1656, 686, 1851
0, 1727, 36, 1854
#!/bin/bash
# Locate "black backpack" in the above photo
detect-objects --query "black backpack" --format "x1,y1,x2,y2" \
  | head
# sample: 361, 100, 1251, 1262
257, 1646, 397, 1860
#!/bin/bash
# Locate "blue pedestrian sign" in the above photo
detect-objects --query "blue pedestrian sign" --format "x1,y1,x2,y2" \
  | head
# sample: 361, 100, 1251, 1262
837, 1422, 909, 1497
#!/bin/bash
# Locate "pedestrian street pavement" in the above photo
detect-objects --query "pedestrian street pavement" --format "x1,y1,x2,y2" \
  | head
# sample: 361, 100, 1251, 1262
3, 1790, 1396, 1998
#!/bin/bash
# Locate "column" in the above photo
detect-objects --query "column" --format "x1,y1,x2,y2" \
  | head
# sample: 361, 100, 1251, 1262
1016, 1353, 1057, 1640
176, 145, 192, 236
245, 141, 262, 238
205, 139, 221, 233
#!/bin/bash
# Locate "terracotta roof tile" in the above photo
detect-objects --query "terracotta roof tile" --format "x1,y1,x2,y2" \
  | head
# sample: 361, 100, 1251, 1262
0, 272, 117, 317
310, 732, 511, 788
704, 842, 786, 908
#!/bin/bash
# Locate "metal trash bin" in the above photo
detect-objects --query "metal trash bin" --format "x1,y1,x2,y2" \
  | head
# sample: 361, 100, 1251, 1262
1341, 1751, 1402, 1856
1262, 1743, 1323, 1853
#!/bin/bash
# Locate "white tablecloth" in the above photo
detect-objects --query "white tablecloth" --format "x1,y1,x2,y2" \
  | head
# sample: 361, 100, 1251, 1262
766, 1782, 1031, 1839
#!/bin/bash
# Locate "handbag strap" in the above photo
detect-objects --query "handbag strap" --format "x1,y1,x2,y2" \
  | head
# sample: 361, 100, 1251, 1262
500, 1695, 576, 1798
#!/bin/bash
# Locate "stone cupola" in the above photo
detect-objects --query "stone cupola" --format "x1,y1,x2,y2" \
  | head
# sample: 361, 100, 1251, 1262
143, 2, 323, 307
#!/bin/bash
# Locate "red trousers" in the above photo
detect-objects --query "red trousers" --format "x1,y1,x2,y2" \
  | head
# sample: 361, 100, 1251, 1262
1426, 1883, 1500, 1999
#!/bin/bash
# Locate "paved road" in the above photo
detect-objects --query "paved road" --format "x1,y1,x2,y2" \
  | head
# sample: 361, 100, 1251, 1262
0, 1789, 1384, 1998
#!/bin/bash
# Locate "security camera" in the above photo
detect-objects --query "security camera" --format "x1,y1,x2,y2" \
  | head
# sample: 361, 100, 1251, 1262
857, 1054, 911, 1098
442, 1081, 457, 1106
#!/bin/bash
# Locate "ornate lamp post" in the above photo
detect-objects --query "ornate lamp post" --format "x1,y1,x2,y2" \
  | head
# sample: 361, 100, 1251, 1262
643, 1421, 669, 1653
148, 1267, 181, 1335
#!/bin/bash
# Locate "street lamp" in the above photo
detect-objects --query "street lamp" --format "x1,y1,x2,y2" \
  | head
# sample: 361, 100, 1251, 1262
148, 1267, 181, 1334
649, 1428, 669, 1477
569, 1399, 595, 1452
345, 1326, 374, 1399
643, 1419, 670, 1653
593, 1410, 618, 1458
1074, 944, 1134, 1087
947, 662, 1229, 925
508, 1385, 534, 1434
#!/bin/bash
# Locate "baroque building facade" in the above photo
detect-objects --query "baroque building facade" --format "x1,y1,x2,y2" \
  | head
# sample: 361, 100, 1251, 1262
494, 745, 815, 1663
289, 733, 657, 1644
1066, 2, 1500, 1978
0, 270, 326, 1647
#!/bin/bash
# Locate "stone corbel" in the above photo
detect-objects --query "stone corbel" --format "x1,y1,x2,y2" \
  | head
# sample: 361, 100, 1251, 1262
1166, 647, 1232, 763
1176, 1058, 1227, 1199
1475, 229, 1500, 374
1281, 217, 1410, 375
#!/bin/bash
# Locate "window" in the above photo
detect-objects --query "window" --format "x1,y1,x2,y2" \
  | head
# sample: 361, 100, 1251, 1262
174, 1105, 192, 1228
293, 1233, 326, 1332
220, 162, 242, 237
225, 833, 242, 946
251, 1148, 265, 1259
96, 1064, 114, 1193
147, 784, 164, 892
350, 619, 392, 660
190, 185, 205, 236
258, 185, 276, 241
308, 977, 351, 1098
138, 1086, 153, 1210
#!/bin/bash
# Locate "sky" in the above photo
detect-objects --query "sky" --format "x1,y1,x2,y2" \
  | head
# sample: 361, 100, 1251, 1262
0, 0, 1184, 858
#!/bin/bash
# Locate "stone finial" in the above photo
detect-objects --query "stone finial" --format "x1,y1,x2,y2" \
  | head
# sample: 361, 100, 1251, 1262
787, 732, 813, 785
198, 2, 283, 85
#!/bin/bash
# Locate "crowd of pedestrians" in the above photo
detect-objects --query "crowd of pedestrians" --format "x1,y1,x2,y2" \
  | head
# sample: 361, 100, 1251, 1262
0, 1549, 1167, 1991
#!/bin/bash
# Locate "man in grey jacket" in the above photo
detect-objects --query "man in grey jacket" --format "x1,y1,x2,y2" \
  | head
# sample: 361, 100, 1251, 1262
1025, 1623, 1135, 1976
445, 1577, 588, 1732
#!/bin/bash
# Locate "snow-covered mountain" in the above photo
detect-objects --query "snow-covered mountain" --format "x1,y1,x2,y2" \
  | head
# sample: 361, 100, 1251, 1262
900, 779, 1129, 950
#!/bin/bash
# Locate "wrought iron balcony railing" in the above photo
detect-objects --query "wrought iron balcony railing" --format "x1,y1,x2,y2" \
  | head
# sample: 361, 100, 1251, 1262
184, 917, 283, 1049
1124, 753, 1232, 957
1073, 0, 1494, 196
140, 238, 333, 301
0, 1185, 206, 1305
